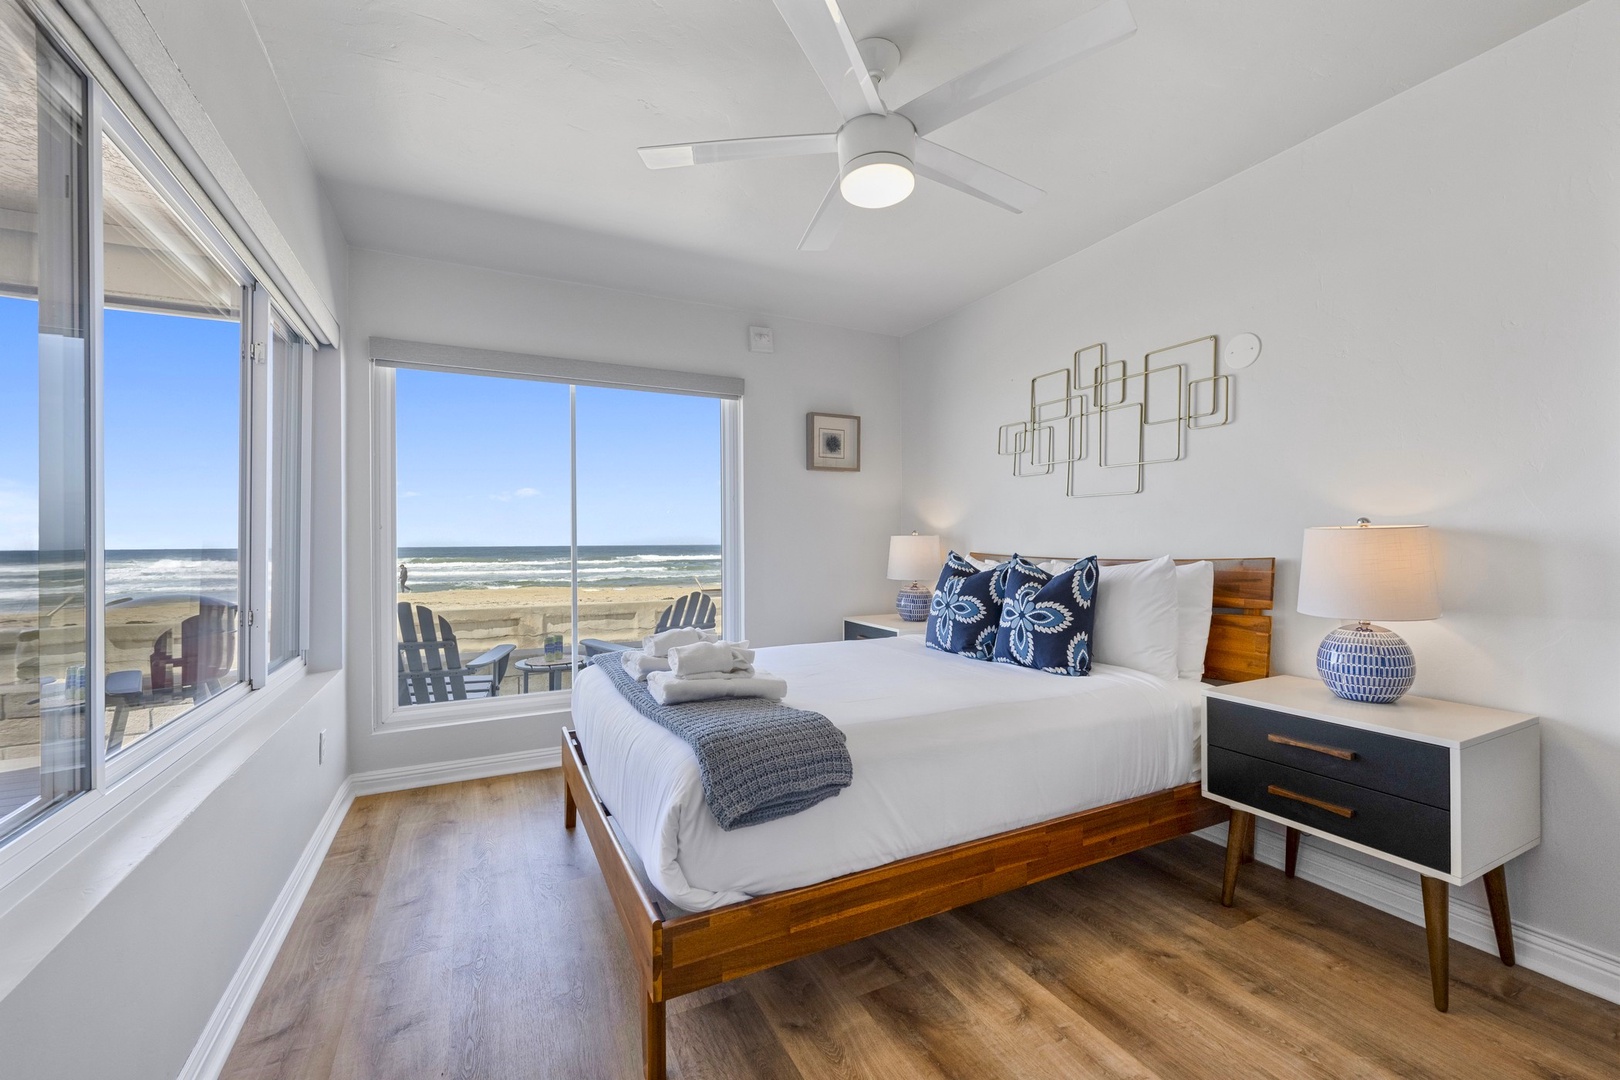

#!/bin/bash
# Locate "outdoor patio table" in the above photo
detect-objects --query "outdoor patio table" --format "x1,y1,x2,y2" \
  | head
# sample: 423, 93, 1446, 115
515, 656, 574, 693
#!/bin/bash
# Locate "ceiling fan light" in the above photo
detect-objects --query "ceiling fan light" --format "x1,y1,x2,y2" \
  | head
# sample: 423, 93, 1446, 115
840, 153, 915, 209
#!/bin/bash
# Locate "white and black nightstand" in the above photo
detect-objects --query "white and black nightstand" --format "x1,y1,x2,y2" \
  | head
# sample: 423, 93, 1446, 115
1204, 675, 1540, 1011
842, 613, 928, 641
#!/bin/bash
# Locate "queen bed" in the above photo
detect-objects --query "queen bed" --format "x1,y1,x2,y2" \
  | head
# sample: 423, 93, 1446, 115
562, 554, 1274, 1079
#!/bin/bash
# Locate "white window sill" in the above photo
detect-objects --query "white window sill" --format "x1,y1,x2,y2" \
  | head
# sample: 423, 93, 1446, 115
0, 664, 339, 1002
374, 689, 572, 735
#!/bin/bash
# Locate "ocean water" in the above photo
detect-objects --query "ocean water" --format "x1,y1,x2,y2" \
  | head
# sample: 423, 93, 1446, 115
0, 545, 721, 613
396, 545, 721, 592
0, 549, 241, 615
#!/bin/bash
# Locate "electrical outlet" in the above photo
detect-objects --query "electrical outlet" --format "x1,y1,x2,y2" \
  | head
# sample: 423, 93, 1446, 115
319, 729, 326, 765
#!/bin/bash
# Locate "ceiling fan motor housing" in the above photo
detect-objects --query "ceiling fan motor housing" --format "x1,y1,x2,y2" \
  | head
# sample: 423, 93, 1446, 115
837, 112, 917, 178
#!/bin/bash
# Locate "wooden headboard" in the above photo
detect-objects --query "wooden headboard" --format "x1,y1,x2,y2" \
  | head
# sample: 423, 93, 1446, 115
968, 553, 1275, 683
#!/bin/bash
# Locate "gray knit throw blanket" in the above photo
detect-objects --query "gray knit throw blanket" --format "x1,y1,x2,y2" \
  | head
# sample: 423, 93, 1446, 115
590, 653, 852, 830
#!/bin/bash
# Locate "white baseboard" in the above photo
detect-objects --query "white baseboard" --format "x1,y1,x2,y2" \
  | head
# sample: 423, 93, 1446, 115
178, 746, 562, 1080
177, 777, 355, 1080
1198, 823, 1620, 1005
348, 746, 562, 797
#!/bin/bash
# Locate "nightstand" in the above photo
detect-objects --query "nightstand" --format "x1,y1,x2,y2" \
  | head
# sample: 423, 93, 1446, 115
843, 613, 928, 640
1204, 675, 1539, 1012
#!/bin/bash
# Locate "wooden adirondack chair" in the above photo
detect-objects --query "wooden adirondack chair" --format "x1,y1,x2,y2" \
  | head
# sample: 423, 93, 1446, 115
654, 591, 717, 634
582, 590, 719, 656
397, 602, 516, 706
149, 597, 239, 701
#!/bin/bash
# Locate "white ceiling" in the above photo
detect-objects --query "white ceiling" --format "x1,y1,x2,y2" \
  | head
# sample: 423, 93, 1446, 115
242, 0, 1584, 335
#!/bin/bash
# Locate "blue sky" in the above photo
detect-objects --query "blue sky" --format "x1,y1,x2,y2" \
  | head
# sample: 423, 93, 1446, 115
1, 296, 721, 551
395, 368, 721, 547
1, 297, 240, 551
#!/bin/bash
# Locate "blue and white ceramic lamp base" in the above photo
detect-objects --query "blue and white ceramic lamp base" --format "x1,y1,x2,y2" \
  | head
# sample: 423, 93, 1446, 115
1316, 622, 1415, 704
896, 584, 932, 622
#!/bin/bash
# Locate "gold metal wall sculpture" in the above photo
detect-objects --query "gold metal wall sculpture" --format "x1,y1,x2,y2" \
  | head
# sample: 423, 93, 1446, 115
996, 335, 1237, 498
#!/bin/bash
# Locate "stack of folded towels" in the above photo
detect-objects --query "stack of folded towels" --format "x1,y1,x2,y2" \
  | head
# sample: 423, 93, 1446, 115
621, 626, 788, 705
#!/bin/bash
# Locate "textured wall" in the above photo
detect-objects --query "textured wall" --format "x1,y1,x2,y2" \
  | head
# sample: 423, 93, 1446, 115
900, 1, 1620, 969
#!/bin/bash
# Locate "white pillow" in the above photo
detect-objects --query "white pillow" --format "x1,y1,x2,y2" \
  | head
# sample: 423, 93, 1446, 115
1175, 561, 1215, 680
1091, 556, 1180, 681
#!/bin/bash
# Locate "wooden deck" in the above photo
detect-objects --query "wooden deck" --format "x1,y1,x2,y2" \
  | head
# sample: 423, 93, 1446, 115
221, 770, 1620, 1080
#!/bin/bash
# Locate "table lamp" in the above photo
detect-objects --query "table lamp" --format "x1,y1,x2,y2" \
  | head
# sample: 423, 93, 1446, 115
888, 532, 941, 621
1297, 519, 1440, 703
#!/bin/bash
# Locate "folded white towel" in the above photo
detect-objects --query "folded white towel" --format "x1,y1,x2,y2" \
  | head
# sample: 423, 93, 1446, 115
645, 670, 788, 705
643, 626, 720, 657
667, 640, 755, 678
621, 650, 671, 682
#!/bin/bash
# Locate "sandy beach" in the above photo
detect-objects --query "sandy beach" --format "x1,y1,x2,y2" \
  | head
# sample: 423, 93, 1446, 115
0, 581, 718, 760
399, 583, 723, 655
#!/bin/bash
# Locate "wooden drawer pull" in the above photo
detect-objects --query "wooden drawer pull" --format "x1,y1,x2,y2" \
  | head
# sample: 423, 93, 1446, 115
1267, 733, 1358, 761
1267, 785, 1356, 819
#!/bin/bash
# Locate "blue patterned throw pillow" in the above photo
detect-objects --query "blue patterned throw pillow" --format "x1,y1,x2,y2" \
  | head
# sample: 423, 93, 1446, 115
925, 551, 1012, 660
992, 556, 1099, 675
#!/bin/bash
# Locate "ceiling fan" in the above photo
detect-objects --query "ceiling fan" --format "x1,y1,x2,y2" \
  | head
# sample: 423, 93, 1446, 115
637, 0, 1136, 249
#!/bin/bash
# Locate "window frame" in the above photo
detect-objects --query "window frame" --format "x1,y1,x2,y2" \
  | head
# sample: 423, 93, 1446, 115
96, 89, 264, 775
369, 348, 744, 733
0, 4, 97, 829
266, 315, 314, 674
0, 2, 325, 887
0, 9, 320, 843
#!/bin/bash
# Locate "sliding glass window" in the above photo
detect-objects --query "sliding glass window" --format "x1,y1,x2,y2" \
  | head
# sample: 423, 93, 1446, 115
268, 314, 307, 671
390, 369, 728, 711
101, 130, 245, 752
0, 0, 318, 844
0, 3, 91, 836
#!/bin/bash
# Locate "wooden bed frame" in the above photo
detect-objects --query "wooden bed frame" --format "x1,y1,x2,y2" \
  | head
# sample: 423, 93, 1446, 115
562, 555, 1274, 1079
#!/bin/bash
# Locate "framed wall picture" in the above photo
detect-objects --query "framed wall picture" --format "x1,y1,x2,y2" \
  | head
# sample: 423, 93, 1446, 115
807, 412, 861, 471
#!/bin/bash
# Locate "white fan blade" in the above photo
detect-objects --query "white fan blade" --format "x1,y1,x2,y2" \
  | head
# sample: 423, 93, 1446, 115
798, 176, 848, 250
638, 133, 837, 170
897, 0, 1136, 136
769, 0, 886, 121
914, 139, 1043, 213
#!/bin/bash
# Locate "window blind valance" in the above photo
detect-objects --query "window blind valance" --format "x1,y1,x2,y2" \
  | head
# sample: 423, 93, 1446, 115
371, 337, 744, 400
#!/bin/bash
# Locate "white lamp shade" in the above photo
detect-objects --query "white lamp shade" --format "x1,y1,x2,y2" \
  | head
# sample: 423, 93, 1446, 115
1297, 524, 1440, 622
887, 534, 941, 582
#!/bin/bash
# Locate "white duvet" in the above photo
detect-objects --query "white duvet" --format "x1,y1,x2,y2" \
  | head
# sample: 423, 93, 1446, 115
571, 634, 1205, 912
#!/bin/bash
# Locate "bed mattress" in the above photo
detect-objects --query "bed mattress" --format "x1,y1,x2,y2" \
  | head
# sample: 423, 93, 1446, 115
570, 634, 1205, 912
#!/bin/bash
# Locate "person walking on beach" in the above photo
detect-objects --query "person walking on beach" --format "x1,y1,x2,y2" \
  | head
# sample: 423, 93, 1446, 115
399, 562, 410, 592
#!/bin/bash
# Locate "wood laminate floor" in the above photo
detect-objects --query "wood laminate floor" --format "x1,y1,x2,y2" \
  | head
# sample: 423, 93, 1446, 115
221, 771, 1620, 1080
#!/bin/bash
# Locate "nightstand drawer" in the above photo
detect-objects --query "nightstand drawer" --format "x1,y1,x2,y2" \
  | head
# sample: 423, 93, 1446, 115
843, 620, 897, 640
1207, 697, 1450, 810
1208, 747, 1451, 872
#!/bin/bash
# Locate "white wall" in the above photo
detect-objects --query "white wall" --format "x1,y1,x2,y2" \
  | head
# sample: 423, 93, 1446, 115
901, 1, 1620, 966
0, 675, 347, 1080
343, 249, 903, 773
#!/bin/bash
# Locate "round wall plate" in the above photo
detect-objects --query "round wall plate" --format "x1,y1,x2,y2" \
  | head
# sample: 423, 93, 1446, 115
857, 38, 901, 84
1223, 332, 1262, 370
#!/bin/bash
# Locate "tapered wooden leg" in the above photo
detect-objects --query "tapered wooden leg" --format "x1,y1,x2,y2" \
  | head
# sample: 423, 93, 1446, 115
1221, 810, 1254, 907
563, 776, 577, 829
1240, 819, 1256, 864
1483, 865, 1516, 967
1284, 827, 1301, 879
1421, 876, 1450, 1012
643, 992, 666, 1080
